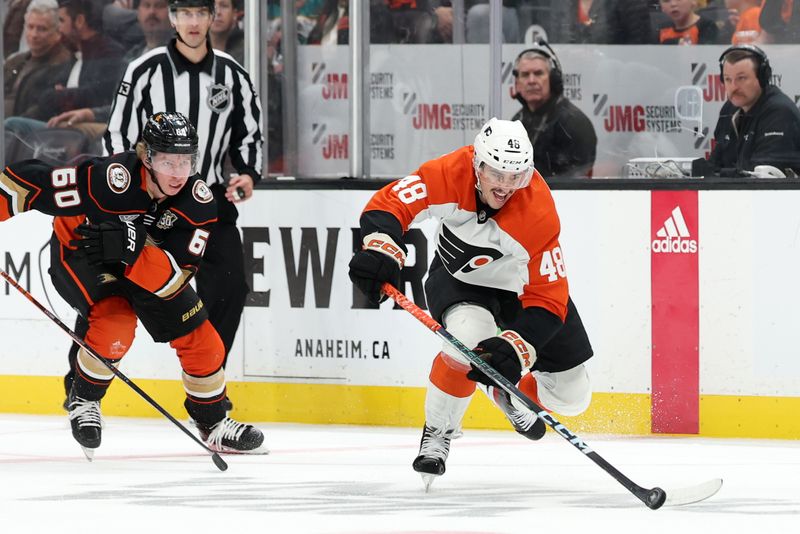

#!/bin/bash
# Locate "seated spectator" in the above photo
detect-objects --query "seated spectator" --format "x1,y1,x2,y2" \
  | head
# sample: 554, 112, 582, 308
4, 0, 72, 119
307, 0, 394, 44
547, 0, 654, 43
45, 0, 172, 147
385, 0, 438, 43
43, 0, 126, 115
465, 0, 521, 43
307, 0, 349, 44
510, 41, 597, 180
727, 0, 762, 43
658, 0, 720, 44
699, 45, 800, 176
103, 0, 146, 48
4, 0, 33, 58
210, 0, 244, 63
759, 0, 799, 42
5, 0, 126, 145
123, 0, 172, 61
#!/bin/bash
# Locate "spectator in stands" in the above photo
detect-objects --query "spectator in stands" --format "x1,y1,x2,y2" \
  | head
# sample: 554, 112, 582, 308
4, 0, 33, 58
465, 0, 521, 43
307, 0, 349, 44
4, 0, 126, 146
510, 41, 596, 180
385, 0, 438, 43
759, 0, 799, 42
547, 0, 654, 43
210, 0, 243, 63
4, 0, 72, 119
44, 0, 172, 137
45, 0, 126, 115
700, 45, 800, 176
658, 0, 719, 44
103, 0, 146, 48
726, 0, 762, 43
307, 0, 394, 44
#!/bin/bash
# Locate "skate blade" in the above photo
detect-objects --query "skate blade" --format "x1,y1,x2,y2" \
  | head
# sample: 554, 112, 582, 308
80, 446, 95, 462
209, 444, 270, 455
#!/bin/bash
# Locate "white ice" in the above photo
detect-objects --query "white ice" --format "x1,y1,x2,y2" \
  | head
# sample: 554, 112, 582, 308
0, 414, 797, 533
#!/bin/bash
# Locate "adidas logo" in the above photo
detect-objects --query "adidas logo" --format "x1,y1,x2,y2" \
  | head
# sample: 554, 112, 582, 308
652, 206, 697, 254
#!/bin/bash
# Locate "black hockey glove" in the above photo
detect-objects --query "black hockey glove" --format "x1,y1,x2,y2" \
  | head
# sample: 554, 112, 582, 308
466, 330, 536, 386
348, 232, 406, 304
71, 221, 146, 266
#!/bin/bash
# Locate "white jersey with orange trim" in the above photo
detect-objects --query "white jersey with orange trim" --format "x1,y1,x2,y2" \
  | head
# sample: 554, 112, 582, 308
362, 145, 569, 322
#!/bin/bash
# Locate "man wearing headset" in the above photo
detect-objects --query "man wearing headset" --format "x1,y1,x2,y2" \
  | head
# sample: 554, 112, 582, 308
510, 41, 597, 181
705, 44, 800, 176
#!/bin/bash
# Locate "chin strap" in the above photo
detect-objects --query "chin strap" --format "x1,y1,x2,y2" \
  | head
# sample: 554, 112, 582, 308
145, 164, 170, 198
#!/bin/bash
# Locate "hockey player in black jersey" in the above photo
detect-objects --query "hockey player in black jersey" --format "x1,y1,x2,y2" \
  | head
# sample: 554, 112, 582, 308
0, 111, 265, 458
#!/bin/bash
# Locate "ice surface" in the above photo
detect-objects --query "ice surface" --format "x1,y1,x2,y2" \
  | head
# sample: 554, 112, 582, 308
0, 414, 797, 533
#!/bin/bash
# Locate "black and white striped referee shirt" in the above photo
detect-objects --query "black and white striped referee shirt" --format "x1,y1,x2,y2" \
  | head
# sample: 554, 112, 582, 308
103, 39, 263, 185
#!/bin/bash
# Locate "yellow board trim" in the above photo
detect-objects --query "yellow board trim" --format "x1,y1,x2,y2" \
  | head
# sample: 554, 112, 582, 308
0, 375, 796, 439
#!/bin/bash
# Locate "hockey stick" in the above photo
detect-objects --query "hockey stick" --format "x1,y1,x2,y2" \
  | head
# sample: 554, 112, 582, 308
0, 268, 228, 472
382, 283, 722, 509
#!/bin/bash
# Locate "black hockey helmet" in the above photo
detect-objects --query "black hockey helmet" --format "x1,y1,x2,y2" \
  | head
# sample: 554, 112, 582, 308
142, 111, 198, 155
141, 112, 199, 180
168, 0, 215, 14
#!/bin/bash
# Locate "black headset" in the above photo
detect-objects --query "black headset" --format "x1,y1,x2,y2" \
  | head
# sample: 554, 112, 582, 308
512, 40, 564, 97
718, 44, 772, 88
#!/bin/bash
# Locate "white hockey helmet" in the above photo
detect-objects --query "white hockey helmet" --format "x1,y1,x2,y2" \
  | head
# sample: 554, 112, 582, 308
473, 117, 534, 190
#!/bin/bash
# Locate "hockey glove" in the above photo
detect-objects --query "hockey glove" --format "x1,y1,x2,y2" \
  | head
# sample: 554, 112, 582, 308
348, 232, 406, 304
466, 330, 536, 386
71, 221, 146, 266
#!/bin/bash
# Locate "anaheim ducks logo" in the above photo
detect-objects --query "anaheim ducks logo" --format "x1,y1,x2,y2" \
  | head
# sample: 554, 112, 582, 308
192, 180, 213, 203
106, 163, 131, 194
437, 224, 503, 274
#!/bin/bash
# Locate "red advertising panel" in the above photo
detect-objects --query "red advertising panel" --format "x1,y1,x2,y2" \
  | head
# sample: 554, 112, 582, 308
651, 191, 699, 434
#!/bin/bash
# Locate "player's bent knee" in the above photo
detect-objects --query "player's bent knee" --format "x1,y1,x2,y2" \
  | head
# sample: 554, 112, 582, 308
535, 364, 591, 416
172, 320, 225, 375
85, 296, 136, 357
441, 304, 497, 365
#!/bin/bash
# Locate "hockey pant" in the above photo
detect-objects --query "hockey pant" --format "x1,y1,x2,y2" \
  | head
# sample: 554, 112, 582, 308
424, 304, 592, 435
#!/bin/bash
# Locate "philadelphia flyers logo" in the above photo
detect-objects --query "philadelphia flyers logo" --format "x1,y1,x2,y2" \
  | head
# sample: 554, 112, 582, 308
437, 224, 503, 274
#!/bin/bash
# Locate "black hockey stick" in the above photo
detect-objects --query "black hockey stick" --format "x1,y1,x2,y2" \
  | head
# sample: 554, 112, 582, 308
0, 268, 228, 472
382, 283, 722, 509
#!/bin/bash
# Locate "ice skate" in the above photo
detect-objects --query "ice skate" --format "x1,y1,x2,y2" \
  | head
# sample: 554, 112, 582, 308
67, 391, 102, 461
412, 424, 451, 492
197, 417, 268, 454
486, 385, 546, 441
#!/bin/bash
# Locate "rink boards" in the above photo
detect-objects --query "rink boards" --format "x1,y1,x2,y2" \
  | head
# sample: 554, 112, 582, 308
1, 188, 800, 439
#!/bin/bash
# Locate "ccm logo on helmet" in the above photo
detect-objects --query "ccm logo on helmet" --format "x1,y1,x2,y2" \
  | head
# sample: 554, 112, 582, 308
500, 330, 534, 369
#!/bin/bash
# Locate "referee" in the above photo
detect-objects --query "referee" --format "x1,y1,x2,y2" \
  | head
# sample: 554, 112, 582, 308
65, 0, 262, 412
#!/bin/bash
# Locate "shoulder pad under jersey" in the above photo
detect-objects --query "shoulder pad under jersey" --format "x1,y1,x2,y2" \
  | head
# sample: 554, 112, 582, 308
86, 152, 150, 215
169, 175, 218, 227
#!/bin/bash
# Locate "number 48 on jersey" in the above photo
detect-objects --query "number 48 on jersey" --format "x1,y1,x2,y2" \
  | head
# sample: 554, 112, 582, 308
540, 246, 566, 282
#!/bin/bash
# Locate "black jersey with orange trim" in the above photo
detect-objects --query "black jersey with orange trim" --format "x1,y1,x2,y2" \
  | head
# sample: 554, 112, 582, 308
359, 145, 569, 323
0, 151, 217, 299
658, 17, 719, 44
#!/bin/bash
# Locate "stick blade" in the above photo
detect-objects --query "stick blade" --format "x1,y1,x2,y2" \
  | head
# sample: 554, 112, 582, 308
664, 478, 723, 507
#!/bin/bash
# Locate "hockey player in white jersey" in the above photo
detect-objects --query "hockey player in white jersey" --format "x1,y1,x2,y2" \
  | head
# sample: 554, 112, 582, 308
349, 118, 594, 489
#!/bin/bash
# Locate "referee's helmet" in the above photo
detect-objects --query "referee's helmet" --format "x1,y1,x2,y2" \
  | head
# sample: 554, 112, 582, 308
168, 0, 215, 14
